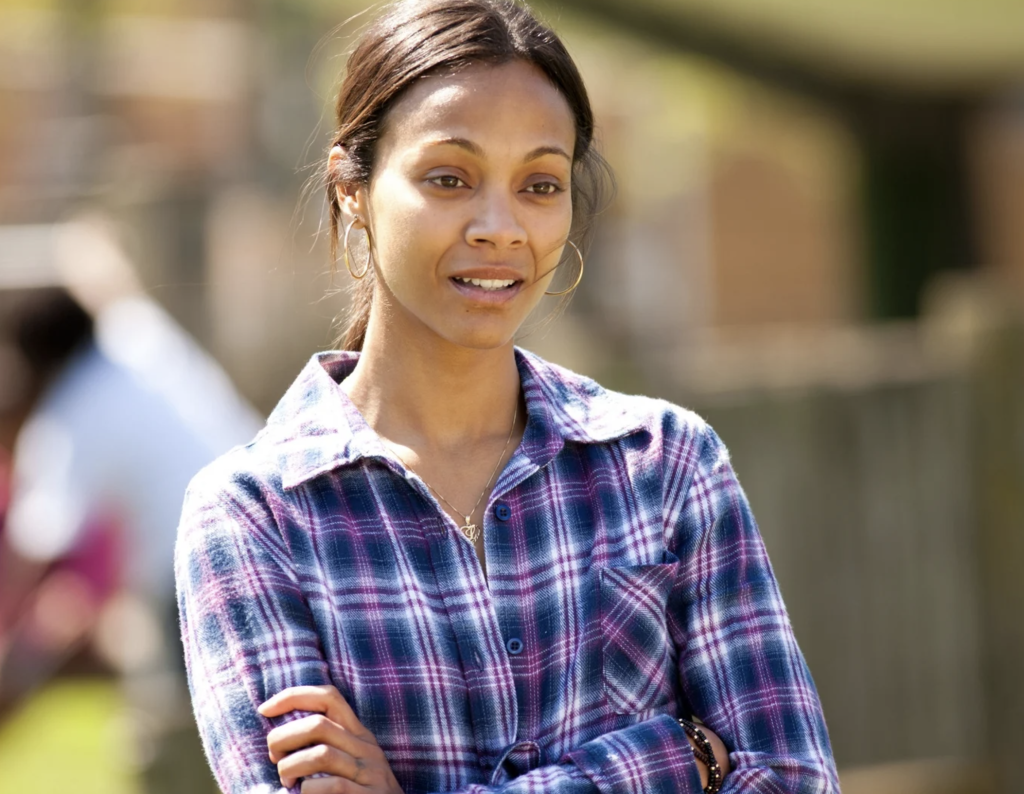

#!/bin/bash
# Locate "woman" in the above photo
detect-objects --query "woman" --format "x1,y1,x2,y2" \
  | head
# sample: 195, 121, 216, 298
175, 1, 839, 792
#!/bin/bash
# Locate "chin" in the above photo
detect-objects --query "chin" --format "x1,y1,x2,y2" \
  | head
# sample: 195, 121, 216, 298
440, 323, 518, 352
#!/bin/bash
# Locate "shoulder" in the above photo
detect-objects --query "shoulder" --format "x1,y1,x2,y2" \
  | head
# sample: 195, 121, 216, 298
518, 347, 713, 453
175, 428, 283, 548
173, 433, 302, 597
519, 349, 736, 525
181, 423, 284, 513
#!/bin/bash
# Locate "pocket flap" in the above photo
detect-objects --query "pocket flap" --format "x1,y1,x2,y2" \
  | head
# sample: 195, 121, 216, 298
599, 557, 678, 714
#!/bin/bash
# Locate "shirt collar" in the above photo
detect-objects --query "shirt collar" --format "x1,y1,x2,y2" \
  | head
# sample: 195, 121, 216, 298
272, 348, 647, 490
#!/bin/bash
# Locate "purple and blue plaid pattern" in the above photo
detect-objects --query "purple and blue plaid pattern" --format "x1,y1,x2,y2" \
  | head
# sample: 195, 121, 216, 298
176, 349, 839, 794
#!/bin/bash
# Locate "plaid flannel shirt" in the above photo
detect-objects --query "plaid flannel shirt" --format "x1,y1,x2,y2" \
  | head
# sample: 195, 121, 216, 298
176, 348, 838, 794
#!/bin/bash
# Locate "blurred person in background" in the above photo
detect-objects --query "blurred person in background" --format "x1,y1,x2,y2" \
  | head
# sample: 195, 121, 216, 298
0, 218, 262, 793
176, 1, 838, 793
0, 288, 119, 705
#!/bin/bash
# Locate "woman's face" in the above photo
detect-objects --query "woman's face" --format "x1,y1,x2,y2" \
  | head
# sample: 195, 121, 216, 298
338, 59, 577, 352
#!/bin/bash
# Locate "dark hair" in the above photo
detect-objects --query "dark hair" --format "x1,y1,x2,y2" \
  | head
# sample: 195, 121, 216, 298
13, 288, 94, 378
326, 0, 613, 351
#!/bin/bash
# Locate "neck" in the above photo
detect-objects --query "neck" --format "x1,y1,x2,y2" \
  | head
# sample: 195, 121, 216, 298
340, 306, 522, 452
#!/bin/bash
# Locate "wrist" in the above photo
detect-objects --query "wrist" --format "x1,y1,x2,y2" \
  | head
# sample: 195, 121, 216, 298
677, 718, 724, 794
682, 732, 709, 789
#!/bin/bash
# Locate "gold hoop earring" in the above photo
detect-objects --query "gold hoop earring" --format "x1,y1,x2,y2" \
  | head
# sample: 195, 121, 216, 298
545, 240, 585, 296
343, 219, 371, 280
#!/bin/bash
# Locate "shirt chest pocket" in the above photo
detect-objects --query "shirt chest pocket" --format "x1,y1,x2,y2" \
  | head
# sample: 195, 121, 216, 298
599, 558, 678, 714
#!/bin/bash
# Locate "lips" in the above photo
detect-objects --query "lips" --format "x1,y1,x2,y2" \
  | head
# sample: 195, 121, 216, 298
452, 276, 517, 291
448, 273, 525, 305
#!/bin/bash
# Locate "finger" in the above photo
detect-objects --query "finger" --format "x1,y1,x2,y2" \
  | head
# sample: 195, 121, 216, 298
267, 714, 364, 764
259, 686, 370, 740
300, 776, 365, 794
259, 685, 337, 717
277, 744, 361, 786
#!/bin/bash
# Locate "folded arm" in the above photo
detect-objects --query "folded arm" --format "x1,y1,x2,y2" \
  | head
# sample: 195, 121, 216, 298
261, 684, 733, 794
662, 419, 840, 794
177, 476, 710, 794
176, 475, 337, 794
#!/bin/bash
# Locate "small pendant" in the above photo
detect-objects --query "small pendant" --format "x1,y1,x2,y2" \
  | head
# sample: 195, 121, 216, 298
459, 520, 480, 543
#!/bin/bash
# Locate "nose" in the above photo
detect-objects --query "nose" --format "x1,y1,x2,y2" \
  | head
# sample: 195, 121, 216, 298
465, 185, 527, 250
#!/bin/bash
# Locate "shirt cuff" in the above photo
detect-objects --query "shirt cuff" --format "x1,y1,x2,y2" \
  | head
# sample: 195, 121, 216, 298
562, 714, 704, 794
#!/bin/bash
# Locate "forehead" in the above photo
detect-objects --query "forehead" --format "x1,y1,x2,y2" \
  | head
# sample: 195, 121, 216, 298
379, 60, 576, 158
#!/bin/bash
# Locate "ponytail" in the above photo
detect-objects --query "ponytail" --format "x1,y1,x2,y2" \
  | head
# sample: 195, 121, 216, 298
338, 272, 374, 351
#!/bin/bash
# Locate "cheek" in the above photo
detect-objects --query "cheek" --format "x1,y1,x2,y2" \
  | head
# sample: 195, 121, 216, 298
534, 206, 574, 258
372, 174, 461, 242
369, 185, 434, 268
369, 173, 418, 236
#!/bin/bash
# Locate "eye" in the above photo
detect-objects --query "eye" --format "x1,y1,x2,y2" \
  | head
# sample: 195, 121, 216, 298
428, 174, 467, 189
525, 181, 564, 196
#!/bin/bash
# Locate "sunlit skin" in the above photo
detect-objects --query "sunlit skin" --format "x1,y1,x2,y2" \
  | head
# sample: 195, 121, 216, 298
334, 60, 574, 565
260, 61, 731, 794
340, 59, 574, 354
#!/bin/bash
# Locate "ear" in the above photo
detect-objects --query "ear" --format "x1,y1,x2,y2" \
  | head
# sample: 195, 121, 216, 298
329, 145, 368, 229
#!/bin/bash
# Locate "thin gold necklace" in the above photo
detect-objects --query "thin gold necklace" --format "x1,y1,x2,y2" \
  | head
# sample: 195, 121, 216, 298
387, 400, 518, 544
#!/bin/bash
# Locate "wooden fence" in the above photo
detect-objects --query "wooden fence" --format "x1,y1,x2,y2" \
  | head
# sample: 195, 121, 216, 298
643, 301, 1024, 792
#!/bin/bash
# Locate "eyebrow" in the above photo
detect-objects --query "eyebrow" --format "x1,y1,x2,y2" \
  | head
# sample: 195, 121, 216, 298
428, 137, 572, 163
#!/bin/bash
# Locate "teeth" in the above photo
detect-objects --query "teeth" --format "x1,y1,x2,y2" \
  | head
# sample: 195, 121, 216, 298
455, 277, 516, 290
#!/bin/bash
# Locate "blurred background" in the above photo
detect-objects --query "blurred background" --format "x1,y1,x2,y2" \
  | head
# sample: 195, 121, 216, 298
0, 0, 1022, 792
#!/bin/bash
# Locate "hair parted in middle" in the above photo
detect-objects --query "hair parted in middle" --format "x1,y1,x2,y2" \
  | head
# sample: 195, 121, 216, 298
326, 0, 614, 351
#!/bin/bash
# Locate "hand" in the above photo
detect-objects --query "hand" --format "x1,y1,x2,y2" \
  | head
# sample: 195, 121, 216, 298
258, 685, 404, 794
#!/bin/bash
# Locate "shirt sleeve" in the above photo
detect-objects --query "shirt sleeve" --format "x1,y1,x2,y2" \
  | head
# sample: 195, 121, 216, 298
422, 713, 703, 794
175, 469, 333, 794
663, 420, 840, 794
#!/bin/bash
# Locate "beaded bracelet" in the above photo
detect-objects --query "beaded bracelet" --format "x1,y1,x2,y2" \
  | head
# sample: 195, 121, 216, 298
677, 718, 724, 794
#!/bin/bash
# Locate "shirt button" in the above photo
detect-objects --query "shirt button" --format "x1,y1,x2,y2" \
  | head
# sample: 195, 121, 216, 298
505, 637, 524, 655
494, 503, 512, 522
